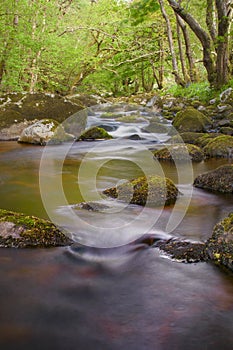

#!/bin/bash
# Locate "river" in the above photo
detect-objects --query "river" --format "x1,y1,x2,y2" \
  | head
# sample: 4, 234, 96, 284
0, 104, 233, 349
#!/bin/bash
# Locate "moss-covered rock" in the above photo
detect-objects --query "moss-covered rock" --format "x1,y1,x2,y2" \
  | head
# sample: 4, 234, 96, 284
153, 144, 204, 162
18, 119, 74, 145
206, 212, 233, 271
155, 213, 233, 271
103, 175, 179, 206
193, 165, 233, 193
168, 132, 205, 145
203, 135, 233, 158
0, 93, 82, 129
172, 107, 212, 133
78, 126, 113, 140
0, 209, 72, 248
219, 126, 233, 136
195, 133, 221, 148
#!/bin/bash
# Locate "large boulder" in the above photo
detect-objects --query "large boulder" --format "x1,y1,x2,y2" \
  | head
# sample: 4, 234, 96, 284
0, 120, 37, 141
103, 175, 179, 206
18, 119, 74, 145
206, 212, 233, 271
0, 93, 82, 128
0, 209, 73, 248
172, 107, 212, 133
153, 144, 204, 162
203, 135, 233, 158
193, 165, 233, 193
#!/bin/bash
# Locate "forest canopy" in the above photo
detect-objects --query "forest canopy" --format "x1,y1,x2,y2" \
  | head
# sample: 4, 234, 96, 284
0, 0, 232, 95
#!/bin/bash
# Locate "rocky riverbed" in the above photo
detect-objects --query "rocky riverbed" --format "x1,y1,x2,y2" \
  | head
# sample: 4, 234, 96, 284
0, 90, 232, 272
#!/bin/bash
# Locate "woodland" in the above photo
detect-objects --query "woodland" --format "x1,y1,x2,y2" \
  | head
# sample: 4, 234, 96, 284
0, 0, 232, 97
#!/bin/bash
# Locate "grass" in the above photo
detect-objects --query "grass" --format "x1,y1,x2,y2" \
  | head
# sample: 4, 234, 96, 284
163, 79, 233, 103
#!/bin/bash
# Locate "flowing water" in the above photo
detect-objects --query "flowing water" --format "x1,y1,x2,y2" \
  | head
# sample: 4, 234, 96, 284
0, 104, 233, 349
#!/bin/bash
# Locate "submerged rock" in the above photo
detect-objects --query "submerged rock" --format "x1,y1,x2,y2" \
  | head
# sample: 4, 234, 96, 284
203, 135, 233, 158
193, 165, 233, 193
172, 107, 212, 133
18, 119, 74, 145
103, 175, 179, 206
153, 144, 204, 162
78, 126, 113, 140
0, 209, 73, 248
206, 212, 233, 271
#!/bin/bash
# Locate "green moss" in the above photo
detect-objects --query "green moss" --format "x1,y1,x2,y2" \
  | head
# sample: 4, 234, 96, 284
103, 175, 178, 206
0, 209, 72, 248
172, 107, 212, 133
203, 135, 233, 157
154, 144, 204, 162
195, 133, 221, 147
78, 126, 113, 140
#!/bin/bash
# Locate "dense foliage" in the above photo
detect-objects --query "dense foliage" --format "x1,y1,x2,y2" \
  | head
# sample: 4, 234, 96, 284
0, 0, 232, 95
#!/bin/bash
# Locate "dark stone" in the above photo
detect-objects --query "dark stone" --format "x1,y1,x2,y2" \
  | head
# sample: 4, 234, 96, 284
194, 165, 233, 193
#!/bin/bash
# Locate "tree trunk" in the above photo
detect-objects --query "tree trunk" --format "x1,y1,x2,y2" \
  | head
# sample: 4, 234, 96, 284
215, 0, 231, 88
206, 0, 217, 44
176, 15, 198, 82
158, 0, 185, 86
166, 0, 216, 86
175, 13, 188, 83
